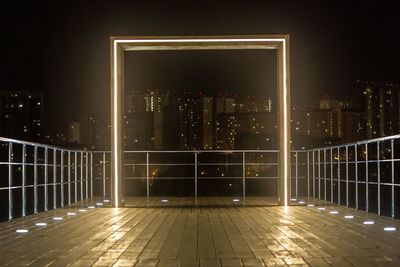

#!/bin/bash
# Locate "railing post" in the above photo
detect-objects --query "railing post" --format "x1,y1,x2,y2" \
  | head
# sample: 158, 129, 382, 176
195, 152, 198, 198
242, 151, 246, 199
53, 149, 57, 210
8, 142, 13, 220
80, 152, 83, 201
307, 151, 310, 200
295, 151, 298, 200
365, 143, 369, 212
61, 150, 64, 208
146, 152, 149, 199
90, 152, 93, 198
391, 139, 395, 218
74, 151, 78, 203
44, 147, 48, 211
355, 144, 358, 210
337, 147, 340, 205
22, 144, 26, 217
68, 151, 71, 205
85, 152, 89, 200
346, 145, 349, 207
324, 149, 327, 202
312, 151, 315, 199
377, 141, 381, 215
102, 152, 106, 198
330, 148, 333, 204
34, 146, 38, 214
318, 149, 321, 200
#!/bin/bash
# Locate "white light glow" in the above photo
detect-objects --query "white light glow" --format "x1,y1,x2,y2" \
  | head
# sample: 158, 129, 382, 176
67, 212, 76, 216
317, 207, 326, 210
112, 37, 289, 208
35, 222, 47, 226
233, 199, 240, 202
290, 198, 297, 202
307, 204, 315, 207
329, 211, 339, 214
88, 206, 95, 209
53, 217, 63, 221
113, 41, 119, 208
298, 201, 305, 204
79, 209, 87, 212
344, 215, 354, 219
96, 202, 103, 206
384, 227, 396, 231
363, 221, 374, 225
16, 229, 28, 233
161, 199, 168, 203
103, 199, 110, 203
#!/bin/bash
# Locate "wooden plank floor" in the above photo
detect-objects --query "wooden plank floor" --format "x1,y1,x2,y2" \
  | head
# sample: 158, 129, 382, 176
0, 198, 399, 266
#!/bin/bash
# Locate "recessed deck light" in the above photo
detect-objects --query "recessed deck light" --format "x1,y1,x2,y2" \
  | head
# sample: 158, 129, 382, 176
67, 212, 76, 216
161, 199, 168, 203
233, 199, 240, 202
317, 207, 326, 210
35, 222, 47, 226
16, 229, 28, 233
344, 215, 354, 219
329, 211, 339, 214
363, 221, 374, 225
307, 204, 315, 207
88, 206, 95, 209
384, 227, 396, 231
53, 217, 63, 221
79, 209, 87, 212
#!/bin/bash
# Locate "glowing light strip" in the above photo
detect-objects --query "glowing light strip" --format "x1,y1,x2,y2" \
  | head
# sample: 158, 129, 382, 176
282, 39, 288, 207
113, 41, 119, 208
112, 37, 289, 208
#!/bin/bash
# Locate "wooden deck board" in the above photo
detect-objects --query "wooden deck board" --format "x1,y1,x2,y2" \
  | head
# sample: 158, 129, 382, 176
0, 198, 399, 266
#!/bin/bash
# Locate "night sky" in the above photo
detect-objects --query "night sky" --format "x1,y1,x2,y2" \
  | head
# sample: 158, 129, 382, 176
1, 1, 399, 133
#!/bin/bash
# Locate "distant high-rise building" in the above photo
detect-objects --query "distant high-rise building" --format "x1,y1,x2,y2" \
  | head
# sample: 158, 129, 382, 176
236, 96, 272, 113
0, 90, 43, 142
68, 122, 80, 144
320, 95, 352, 110
354, 81, 400, 139
201, 97, 213, 149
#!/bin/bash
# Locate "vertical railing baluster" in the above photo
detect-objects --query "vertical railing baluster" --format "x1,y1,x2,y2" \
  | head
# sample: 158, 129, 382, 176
312, 151, 315, 200
318, 149, 321, 200
103, 152, 106, 198
44, 147, 48, 211
355, 144, 358, 210
146, 152, 149, 199
242, 152, 246, 199
61, 150, 64, 208
307, 151, 310, 200
80, 152, 83, 201
366, 143, 369, 212
324, 149, 327, 202
337, 147, 340, 205
74, 151, 77, 203
295, 151, 298, 200
346, 145, 349, 207
22, 144, 26, 217
53, 149, 57, 210
391, 139, 395, 219
68, 151, 71, 205
85, 152, 89, 200
34, 146, 38, 214
90, 152, 93, 198
330, 148, 333, 204
8, 143, 13, 220
195, 152, 198, 198
377, 141, 381, 216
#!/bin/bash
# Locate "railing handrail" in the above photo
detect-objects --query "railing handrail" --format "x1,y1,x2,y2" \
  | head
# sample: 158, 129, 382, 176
0, 136, 89, 152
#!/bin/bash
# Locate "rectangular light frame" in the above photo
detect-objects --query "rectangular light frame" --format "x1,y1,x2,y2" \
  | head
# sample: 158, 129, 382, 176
110, 35, 291, 207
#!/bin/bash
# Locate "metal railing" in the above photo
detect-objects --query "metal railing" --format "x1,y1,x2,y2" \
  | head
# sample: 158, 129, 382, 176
0, 137, 93, 221
91, 150, 309, 201
7, 133, 400, 220
307, 134, 400, 218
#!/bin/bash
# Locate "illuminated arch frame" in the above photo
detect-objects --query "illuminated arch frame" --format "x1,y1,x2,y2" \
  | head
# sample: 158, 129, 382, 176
110, 35, 291, 207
